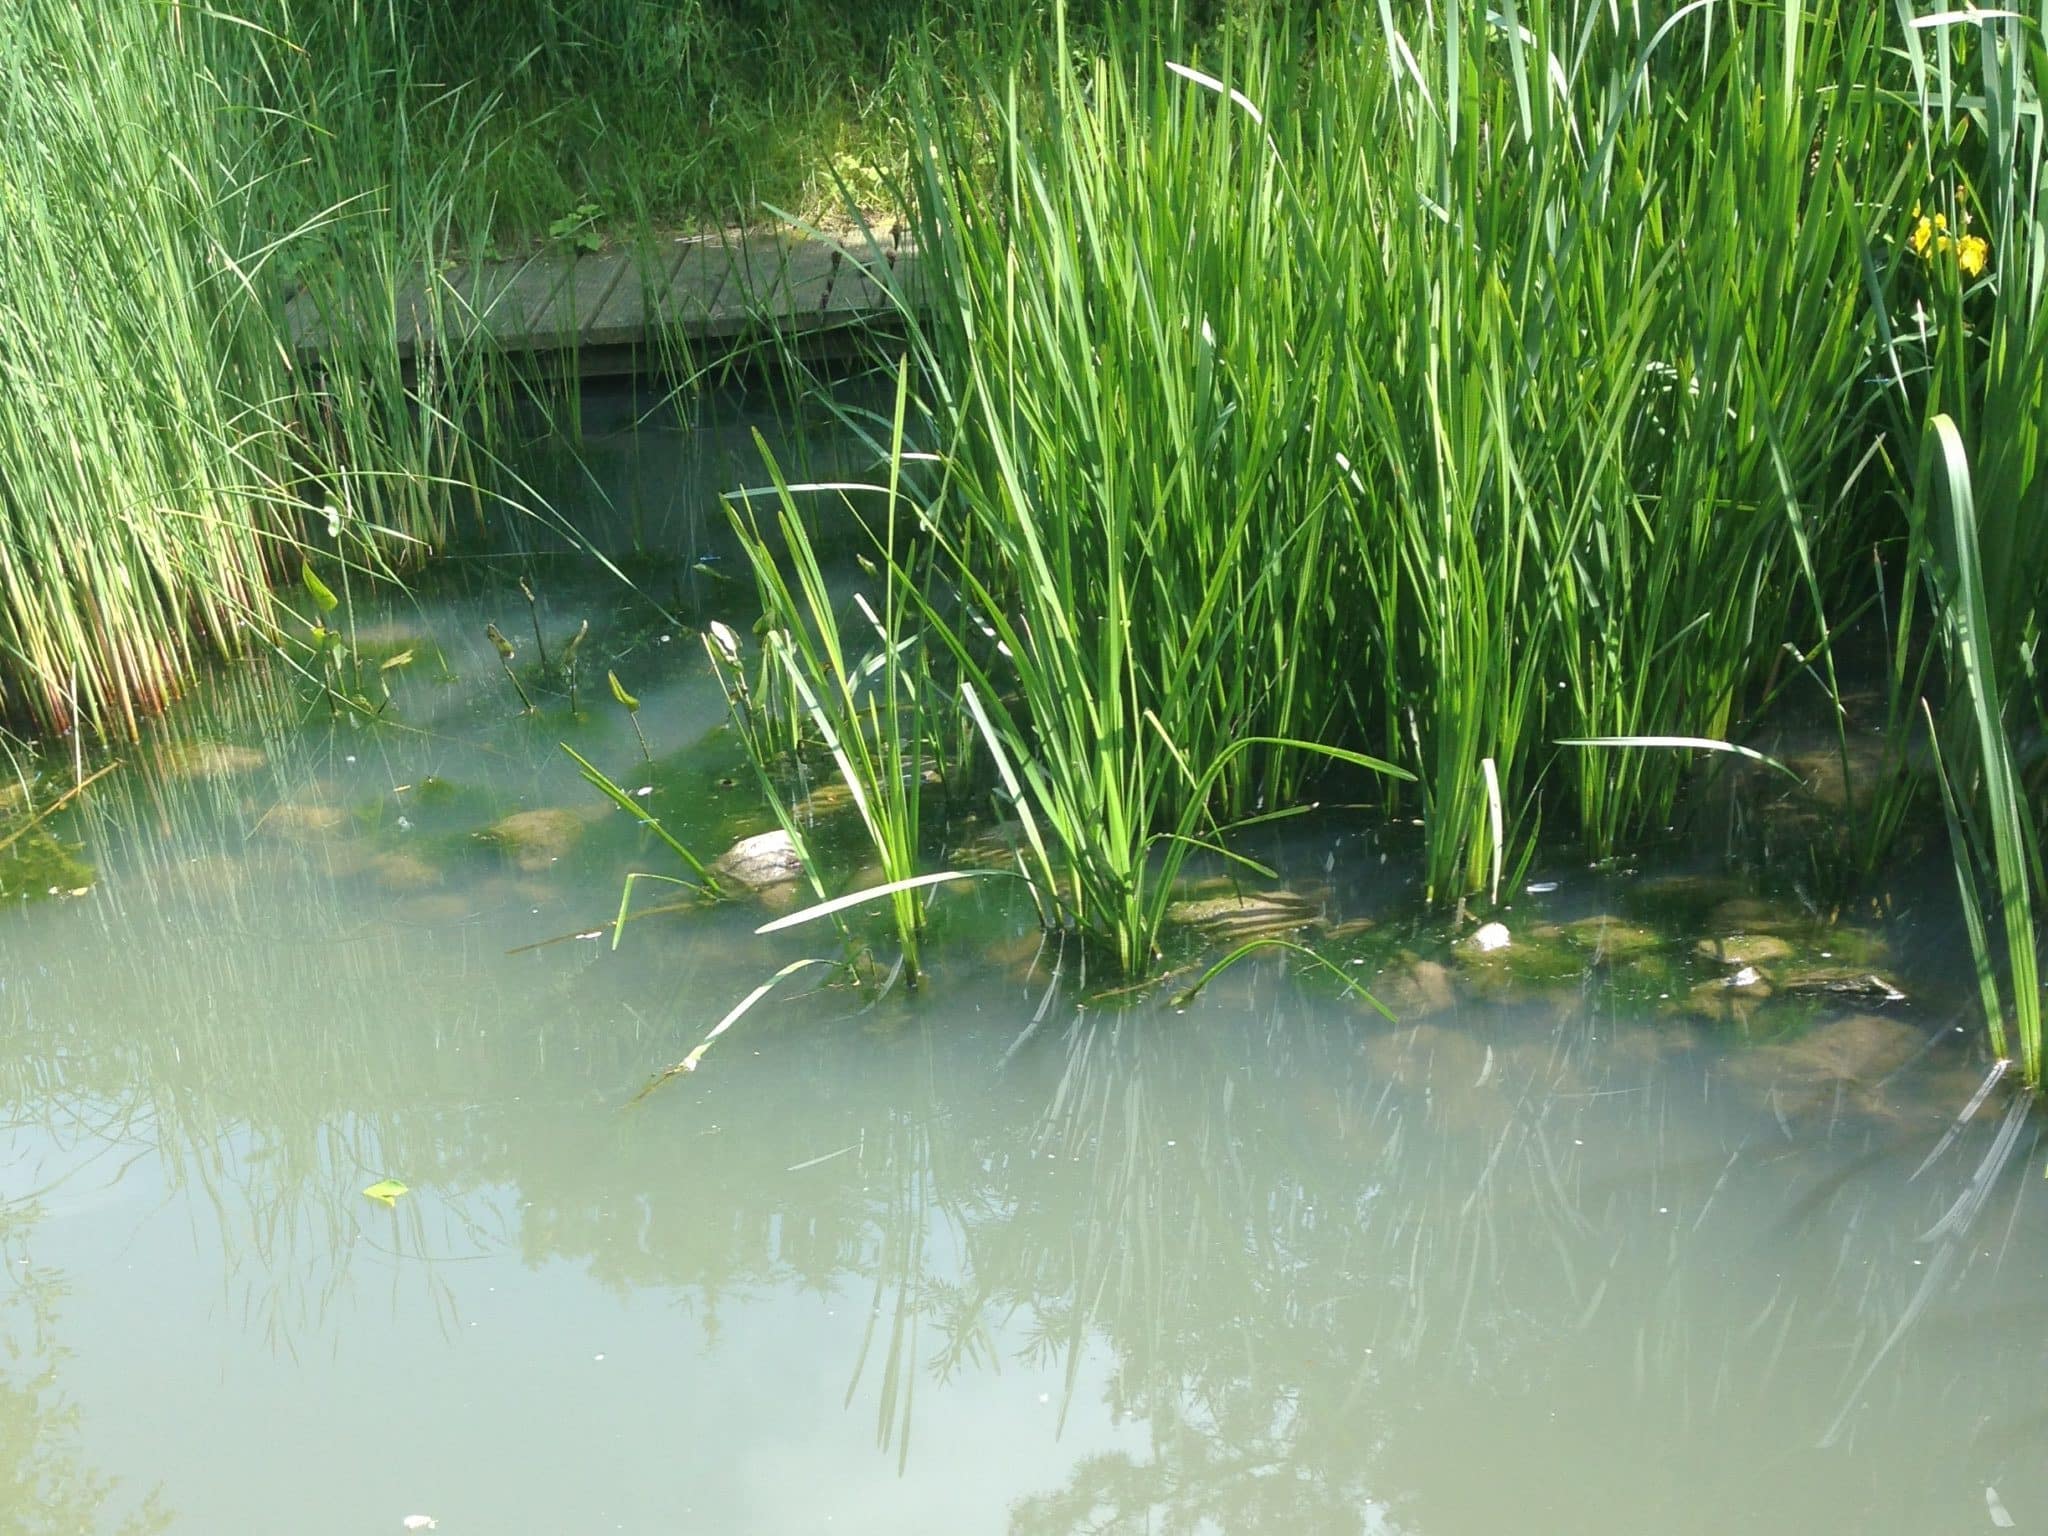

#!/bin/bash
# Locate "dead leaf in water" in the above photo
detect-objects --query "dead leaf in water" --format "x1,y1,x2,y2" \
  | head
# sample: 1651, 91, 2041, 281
362, 1179, 409, 1207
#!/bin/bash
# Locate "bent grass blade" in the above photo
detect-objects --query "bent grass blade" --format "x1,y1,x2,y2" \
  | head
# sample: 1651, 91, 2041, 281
754, 871, 996, 935
1556, 736, 1804, 787
561, 744, 719, 890
1169, 937, 1396, 1021
634, 958, 839, 1098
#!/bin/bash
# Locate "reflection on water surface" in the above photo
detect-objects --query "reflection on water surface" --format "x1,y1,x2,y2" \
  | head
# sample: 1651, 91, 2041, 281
0, 392, 2041, 1535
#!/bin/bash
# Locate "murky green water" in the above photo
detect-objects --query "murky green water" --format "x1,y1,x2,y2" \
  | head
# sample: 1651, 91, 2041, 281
2, 388, 2043, 1535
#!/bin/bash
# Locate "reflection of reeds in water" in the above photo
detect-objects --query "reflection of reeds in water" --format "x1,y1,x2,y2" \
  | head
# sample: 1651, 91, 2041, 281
906, 976, 2039, 1528
0, 1202, 169, 1534
3, 647, 2039, 1526
0, 661, 709, 1350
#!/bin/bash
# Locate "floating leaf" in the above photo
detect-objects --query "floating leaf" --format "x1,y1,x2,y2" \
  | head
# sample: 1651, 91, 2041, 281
607, 670, 640, 711
362, 1178, 409, 1207
378, 649, 415, 671
301, 562, 339, 613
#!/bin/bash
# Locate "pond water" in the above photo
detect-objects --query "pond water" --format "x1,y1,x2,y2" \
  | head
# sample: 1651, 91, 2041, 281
2, 387, 2043, 1535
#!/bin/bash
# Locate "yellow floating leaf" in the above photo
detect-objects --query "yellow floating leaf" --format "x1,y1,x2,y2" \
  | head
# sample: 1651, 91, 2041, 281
362, 1178, 409, 1207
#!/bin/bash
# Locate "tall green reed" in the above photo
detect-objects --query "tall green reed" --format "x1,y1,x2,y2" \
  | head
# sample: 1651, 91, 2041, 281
872, 18, 1408, 969
707, 365, 945, 981
864, 1, 1988, 921
1319, 2, 1905, 893
1874, 9, 2047, 1082
0, 0, 584, 738
0, 0, 288, 735
1918, 419, 2042, 1087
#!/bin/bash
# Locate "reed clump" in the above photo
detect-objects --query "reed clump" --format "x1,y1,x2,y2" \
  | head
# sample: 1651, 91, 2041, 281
0, 0, 289, 735
0, 0, 563, 739
741, 1, 2043, 1049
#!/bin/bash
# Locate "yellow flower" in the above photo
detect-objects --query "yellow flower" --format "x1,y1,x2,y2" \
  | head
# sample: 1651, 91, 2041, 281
1908, 207, 1986, 275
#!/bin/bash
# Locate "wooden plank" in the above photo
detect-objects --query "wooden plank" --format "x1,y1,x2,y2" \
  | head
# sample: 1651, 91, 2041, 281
652, 234, 738, 333
583, 245, 683, 348
426, 254, 610, 349
819, 243, 918, 326
525, 253, 630, 348
286, 230, 922, 371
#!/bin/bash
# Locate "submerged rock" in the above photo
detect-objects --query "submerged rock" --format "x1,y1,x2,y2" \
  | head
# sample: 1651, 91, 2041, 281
369, 850, 442, 893
478, 808, 584, 872
256, 800, 347, 838
0, 827, 95, 900
1696, 932, 1796, 967
1363, 1022, 1511, 1131
1374, 956, 1456, 1018
796, 779, 858, 821
1456, 922, 1586, 999
1628, 871, 1747, 914
150, 740, 267, 781
1553, 914, 1665, 961
710, 828, 805, 891
946, 819, 1031, 871
1683, 966, 1775, 1022
1770, 1013, 1923, 1080
1725, 1012, 1927, 1118
393, 892, 477, 927
1784, 739, 1895, 814
1166, 887, 1322, 942
1703, 896, 1806, 935
1690, 927, 1904, 1010
1775, 966, 1907, 1005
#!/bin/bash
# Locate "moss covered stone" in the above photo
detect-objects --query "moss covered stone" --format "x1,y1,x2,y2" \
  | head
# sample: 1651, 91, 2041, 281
0, 827, 95, 900
477, 808, 586, 872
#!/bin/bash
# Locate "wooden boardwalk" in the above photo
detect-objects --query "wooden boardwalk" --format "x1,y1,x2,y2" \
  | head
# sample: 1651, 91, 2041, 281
284, 229, 921, 377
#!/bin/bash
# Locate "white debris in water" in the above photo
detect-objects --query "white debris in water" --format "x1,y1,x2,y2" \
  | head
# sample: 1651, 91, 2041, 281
633, 785, 653, 798
402, 1519, 437, 1532
1987, 1487, 2015, 1528
1524, 880, 1559, 894
1726, 965, 1762, 988
1469, 921, 1511, 953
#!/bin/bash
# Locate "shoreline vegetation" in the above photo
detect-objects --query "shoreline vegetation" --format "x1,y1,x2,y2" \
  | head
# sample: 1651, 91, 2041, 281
1, 2, 2041, 1078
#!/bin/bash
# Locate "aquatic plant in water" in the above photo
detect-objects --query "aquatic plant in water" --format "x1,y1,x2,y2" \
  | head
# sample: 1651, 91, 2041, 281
707, 366, 952, 983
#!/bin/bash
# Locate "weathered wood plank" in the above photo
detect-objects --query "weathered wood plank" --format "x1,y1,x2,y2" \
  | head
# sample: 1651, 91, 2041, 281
651, 235, 738, 332
285, 230, 916, 371
583, 246, 679, 347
